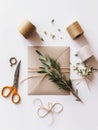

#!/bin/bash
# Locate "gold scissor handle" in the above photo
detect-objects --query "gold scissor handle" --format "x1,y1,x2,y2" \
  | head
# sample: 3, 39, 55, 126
11, 88, 21, 104
1, 86, 21, 104
1, 86, 13, 97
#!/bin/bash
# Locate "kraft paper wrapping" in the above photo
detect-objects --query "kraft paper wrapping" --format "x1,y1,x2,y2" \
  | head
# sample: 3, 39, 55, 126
28, 46, 70, 95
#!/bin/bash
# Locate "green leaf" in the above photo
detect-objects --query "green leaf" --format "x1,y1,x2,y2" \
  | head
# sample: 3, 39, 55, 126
36, 50, 43, 56
39, 67, 45, 69
38, 70, 47, 74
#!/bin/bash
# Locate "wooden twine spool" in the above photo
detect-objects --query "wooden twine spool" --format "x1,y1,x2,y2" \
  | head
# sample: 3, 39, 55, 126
18, 19, 36, 39
66, 21, 84, 40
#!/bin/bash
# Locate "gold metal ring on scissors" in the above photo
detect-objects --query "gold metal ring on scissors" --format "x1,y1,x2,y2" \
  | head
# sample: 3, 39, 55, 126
10, 57, 17, 66
1, 61, 21, 104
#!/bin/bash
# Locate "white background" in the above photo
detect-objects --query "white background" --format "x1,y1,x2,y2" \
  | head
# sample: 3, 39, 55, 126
0, 0, 98, 130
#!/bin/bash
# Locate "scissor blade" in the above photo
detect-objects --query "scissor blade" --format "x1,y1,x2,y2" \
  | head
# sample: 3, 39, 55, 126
13, 60, 21, 88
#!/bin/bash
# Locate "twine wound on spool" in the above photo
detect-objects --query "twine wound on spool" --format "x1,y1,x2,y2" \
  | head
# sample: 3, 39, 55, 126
18, 19, 36, 39
66, 21, 84, 40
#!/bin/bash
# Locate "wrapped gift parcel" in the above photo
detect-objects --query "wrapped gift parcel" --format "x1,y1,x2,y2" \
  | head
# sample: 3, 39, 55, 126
28, 46, 70, 95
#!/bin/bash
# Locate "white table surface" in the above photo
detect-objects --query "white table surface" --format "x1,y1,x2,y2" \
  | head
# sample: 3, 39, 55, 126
0, 0, 98, 130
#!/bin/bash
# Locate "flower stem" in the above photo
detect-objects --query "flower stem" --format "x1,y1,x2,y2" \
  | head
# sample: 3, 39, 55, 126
71, 90, 83, 103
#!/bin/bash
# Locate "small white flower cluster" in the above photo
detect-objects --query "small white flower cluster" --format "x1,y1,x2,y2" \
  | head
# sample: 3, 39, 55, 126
73, 63, 97, 77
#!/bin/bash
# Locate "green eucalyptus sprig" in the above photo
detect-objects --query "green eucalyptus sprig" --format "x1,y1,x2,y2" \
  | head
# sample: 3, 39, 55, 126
36, 50, 83, 103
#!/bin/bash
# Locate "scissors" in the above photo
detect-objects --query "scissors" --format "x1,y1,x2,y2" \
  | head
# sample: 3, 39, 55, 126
1, 60, 21, 104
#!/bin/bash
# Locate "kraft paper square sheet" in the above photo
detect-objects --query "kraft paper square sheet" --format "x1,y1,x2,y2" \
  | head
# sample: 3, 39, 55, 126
28, 46, 70, 95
